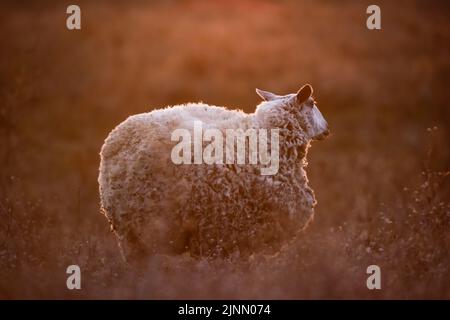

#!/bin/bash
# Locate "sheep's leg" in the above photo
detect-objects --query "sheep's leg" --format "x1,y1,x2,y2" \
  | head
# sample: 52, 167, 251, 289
117, 230, 150, 267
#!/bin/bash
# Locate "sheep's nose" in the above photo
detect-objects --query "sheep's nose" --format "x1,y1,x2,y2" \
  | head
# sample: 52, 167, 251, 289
323, 129, 330, 136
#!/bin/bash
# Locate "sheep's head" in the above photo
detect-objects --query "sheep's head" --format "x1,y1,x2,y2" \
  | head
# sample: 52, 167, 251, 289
255, 84, 330, 141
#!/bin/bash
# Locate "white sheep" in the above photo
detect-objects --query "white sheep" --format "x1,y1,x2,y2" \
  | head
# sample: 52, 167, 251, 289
98, 84, 329, 262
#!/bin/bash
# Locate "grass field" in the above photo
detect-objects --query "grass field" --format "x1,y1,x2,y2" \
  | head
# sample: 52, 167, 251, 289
0, 0, 449, 298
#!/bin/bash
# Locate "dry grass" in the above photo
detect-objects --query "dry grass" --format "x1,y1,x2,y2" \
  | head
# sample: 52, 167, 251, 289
0, 0, 449, 299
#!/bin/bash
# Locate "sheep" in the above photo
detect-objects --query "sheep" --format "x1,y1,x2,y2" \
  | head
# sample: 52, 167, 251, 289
98, 84, 329, 263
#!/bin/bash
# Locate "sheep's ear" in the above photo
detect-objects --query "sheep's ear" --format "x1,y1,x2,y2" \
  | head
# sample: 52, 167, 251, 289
296, 84, 313, 104
256, 88, 281, 101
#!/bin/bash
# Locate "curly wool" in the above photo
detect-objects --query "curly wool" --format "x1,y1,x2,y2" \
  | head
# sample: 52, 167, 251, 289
99, 93, 323, 262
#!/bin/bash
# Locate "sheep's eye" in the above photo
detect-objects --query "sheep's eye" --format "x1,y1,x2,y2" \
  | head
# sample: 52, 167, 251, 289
304, 100, 314, 108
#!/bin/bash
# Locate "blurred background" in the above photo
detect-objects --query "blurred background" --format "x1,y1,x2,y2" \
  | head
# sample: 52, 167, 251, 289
0, 0, 449, 299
